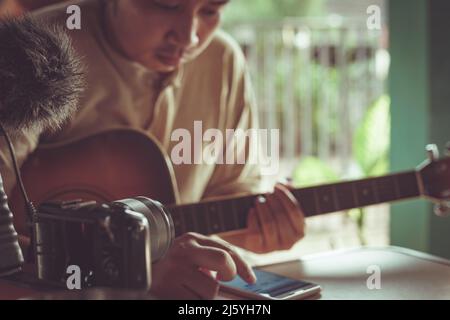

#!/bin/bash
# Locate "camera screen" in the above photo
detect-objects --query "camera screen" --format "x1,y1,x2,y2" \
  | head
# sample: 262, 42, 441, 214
222, 269, 315, 298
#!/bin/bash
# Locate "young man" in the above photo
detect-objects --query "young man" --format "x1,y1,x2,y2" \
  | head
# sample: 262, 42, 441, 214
0, 0, 305, 299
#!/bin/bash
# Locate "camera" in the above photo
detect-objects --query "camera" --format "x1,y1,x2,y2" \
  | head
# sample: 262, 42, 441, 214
33, 197, 174, 290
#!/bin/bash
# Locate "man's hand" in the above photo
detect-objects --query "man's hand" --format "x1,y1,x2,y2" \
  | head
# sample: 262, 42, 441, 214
150, 232, 256, 299
219, 183, 305, 254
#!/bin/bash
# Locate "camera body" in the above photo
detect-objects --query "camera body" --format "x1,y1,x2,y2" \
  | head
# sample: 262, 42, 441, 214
33, 197, 174, 290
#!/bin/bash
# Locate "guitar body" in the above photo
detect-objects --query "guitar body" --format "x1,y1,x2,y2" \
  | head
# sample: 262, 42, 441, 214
8, 128, 450, 240
9, 129, 179, 236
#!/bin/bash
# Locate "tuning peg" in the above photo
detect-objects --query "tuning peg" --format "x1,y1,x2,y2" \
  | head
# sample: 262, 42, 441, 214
434, 202, 450, 217
426, 144, 439, 162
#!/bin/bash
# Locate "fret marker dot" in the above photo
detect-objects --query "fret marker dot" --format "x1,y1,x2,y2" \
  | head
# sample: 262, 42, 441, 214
323, 196, 328, 202
363, 189, 368, 196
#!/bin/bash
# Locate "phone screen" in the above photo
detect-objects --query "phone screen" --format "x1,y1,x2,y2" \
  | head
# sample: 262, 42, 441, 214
222, 269, 319, 299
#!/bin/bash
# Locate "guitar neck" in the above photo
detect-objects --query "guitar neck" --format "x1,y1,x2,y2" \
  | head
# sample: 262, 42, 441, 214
168, 170, 421, 237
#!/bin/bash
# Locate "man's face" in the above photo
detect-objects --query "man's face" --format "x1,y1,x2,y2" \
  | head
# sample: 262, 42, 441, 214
112, 0, 229, 72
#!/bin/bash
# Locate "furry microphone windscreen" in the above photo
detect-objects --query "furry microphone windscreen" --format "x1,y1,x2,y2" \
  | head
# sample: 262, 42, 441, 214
0, 15, 84, 134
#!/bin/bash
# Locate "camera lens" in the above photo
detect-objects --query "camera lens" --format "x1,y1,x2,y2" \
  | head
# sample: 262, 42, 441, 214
114, 197, 174, 262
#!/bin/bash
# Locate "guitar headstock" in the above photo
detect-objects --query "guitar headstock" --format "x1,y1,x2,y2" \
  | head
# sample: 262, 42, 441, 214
417, 144, 450, 217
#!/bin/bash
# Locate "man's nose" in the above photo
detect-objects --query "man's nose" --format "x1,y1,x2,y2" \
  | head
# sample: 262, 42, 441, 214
170, 14, 200, 49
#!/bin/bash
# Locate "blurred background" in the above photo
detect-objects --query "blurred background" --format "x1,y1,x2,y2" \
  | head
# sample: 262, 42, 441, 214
222, 0, 450, 263
1, 0, 449, 262
223, 0, 391, 262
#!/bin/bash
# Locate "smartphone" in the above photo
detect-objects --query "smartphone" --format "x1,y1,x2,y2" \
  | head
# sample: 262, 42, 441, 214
220, 268, 321, 300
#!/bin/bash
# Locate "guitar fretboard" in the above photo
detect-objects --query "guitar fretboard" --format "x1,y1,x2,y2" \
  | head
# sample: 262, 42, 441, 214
167, 170, 420, 237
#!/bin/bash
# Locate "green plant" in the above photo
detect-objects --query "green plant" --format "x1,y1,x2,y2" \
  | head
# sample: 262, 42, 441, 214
292, 156, 339, 187
291, 95, 390, 245
353, 95, 390, 177
350, 94, 390, 244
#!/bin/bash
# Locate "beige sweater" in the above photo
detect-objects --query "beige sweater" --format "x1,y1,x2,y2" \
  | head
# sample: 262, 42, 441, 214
0, 0, 263, 206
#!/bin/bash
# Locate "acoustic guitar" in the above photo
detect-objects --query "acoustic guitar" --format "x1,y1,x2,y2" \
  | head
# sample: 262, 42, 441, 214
9, 128, 450, 239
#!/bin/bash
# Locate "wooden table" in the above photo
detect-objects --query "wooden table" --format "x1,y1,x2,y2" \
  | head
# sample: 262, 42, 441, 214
220, 246, 450, 300
1, 246, 449, 300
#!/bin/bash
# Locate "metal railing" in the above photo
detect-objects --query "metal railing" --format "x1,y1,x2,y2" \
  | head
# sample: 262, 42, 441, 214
226, 17, 388, 179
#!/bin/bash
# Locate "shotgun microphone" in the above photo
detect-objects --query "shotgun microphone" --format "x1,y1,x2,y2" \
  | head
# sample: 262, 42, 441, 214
0, 15, 84, 276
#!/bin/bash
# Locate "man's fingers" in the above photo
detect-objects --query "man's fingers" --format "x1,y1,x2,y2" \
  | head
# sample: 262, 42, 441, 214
273, 185, 305, 235
245, 208, 265, 253
274, 183, 300, 211
265, 194, 296, 249
183, 269, 220, 300
184, 241, 236, 281
193, 234, 256, 284
254, 195, 278, 251
152, 231, 261, 300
